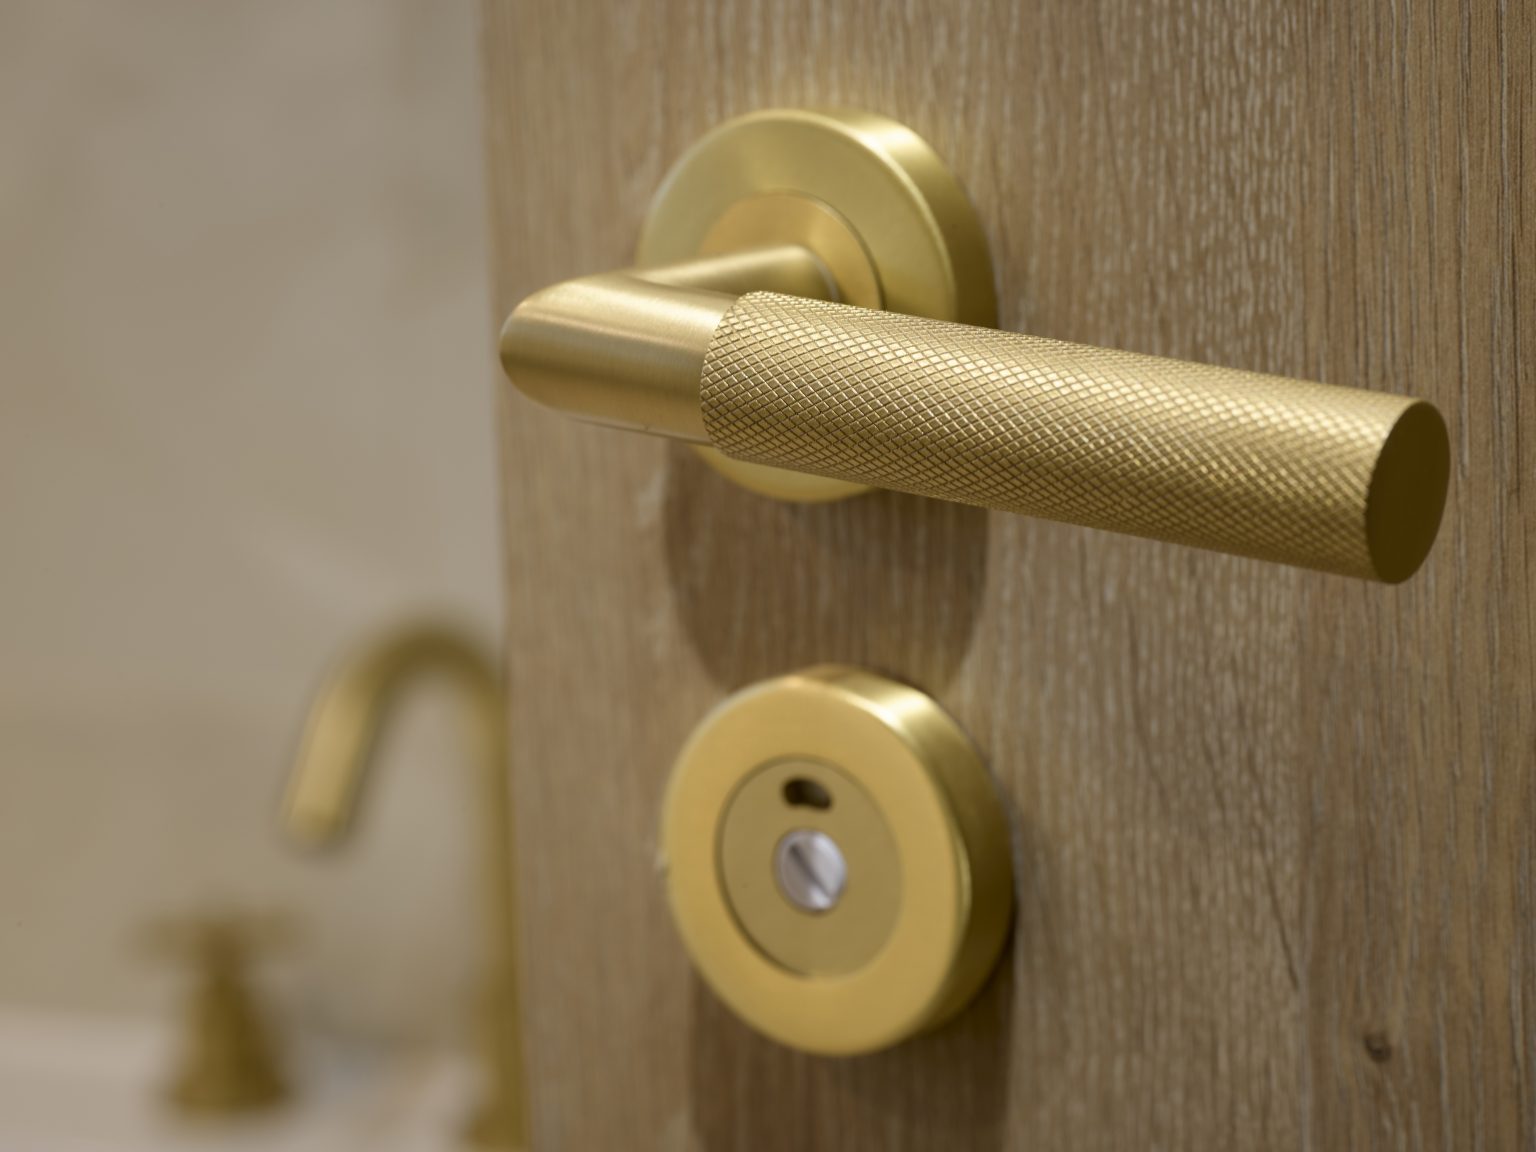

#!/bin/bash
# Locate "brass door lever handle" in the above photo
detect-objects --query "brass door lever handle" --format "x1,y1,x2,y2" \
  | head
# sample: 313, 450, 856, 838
499, 109, 1450, 582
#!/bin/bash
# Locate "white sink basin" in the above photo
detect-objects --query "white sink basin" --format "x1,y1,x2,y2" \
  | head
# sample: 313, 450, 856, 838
0, 1009, 475, 1151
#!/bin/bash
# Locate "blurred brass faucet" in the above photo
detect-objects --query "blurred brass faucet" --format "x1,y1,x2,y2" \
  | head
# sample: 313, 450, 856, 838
282, 623, 526, 1149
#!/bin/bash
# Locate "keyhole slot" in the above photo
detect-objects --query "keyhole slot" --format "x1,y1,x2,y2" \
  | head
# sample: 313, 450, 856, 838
782, 777, 832, 811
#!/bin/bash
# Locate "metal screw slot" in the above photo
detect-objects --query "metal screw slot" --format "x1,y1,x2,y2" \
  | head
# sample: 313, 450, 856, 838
774, 828, 848, 913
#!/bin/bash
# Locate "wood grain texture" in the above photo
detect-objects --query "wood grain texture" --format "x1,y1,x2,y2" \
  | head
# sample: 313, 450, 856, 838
481, 2, 1533, 1148
1297, 4, 1535, 1149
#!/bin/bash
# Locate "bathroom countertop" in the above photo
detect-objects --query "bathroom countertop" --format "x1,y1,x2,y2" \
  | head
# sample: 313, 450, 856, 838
0, 1008, 476, 1151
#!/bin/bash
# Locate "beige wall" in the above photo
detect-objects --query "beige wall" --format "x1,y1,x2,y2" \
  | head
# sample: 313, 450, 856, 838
0, 1, 498, 1044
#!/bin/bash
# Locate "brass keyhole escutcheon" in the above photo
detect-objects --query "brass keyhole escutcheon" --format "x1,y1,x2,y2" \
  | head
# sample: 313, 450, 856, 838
717, 758, 902, 978
661, 666, 1014, 1056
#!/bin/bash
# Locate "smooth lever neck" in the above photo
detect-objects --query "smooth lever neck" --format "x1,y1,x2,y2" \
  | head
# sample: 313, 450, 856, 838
501, 246, 832, 441
282, 623, 526, 1150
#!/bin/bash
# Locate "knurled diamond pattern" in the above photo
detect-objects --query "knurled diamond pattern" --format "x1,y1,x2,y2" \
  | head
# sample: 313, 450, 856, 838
700, 293, 1413, 577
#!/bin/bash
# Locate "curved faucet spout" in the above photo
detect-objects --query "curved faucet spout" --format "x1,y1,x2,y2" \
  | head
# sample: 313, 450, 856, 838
284, 625, 501, 845
282, 622, 526, 1150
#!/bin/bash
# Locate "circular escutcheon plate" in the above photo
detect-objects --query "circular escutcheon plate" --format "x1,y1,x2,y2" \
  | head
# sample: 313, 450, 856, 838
636, 108, 997, 504
660, 665, 1013, 1056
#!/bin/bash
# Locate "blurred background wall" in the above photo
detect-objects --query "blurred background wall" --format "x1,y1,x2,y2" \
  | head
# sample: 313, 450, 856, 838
0, 0, 498, 1047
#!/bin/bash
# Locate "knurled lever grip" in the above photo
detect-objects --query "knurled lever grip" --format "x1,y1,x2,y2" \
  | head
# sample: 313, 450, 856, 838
499, 110, 1448, 582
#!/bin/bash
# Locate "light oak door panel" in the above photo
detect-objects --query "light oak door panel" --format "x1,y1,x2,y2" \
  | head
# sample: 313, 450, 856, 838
482, 2, 1534, 1148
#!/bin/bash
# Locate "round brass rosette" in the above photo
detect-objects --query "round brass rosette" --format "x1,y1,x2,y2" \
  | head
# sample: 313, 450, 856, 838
661, 666, 1013, 1055
637, 108, 998, 504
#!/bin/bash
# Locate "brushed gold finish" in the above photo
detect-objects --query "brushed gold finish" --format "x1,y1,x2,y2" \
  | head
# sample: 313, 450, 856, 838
692, 193, 884, 502
661, 666, 1014, 1056
699, 194, 882, 309
500, 250, 830, 441
147, 913, 291, 1116
717, 757, 902, 976
497, 108, 1449, 581
635, 109, 997, 326
688, 448, 870, 504
702, 294, 1451, 582
636, 107, 995, 503
502, 274, 727, 442
282, 623, 526, 1150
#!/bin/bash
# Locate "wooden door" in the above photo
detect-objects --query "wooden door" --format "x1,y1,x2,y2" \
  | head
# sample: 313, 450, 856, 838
482, 3, 1534, 1148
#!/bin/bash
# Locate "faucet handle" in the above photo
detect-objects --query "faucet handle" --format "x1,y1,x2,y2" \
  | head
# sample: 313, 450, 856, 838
143, 909, 297, 1115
